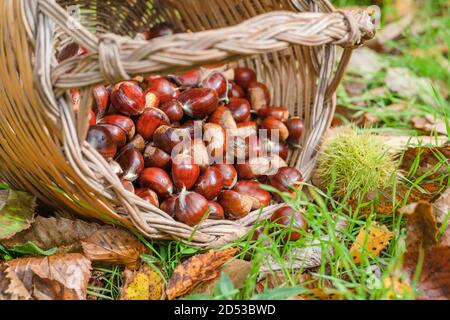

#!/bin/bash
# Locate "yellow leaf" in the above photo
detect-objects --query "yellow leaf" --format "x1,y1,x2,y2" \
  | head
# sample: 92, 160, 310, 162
383, 277, 412, 300
121, 264, 164, 300
350, 223, 393, 264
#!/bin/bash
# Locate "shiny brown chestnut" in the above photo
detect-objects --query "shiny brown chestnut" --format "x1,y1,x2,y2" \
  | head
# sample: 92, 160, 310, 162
270, 206, 308, 242
258, 107, 289, 122
234, 67, 257, 90
111, 81, 146, 116
236, 120, 258, 137
128, 134, 146, 153
268, 167, 303, 201
146, 76, 179, 104
228, 81, 245, 99
147, 23, 175, 39
175, 189, 209, 226
194, 167, 224, 200
178, 88, 219, 119
168, 69, 202, 88
97, 123, 127, 149
152, 125, 191, 154
208, 105, 237, 131
92, 85, 110, 117
261, 138, 289, 160
261, 116, 289, 142
180, 120, 203, 140
201, 72, 228, 100
286, 117, 304, 145
115, 146, 144, 182
138, 167, 174, 200
135, 188, 160, 207
120, 179, 135, 193
208, 201, 225, 220
160, 197, 177, 218
172, 154, 200, 191
144, 90, 160, 109
143, 144, 172, 170
218, 190, 253, 220
159, 100, 184, 123
87, 125, 117, 160
247, 82, 271, 112
214, 164, 238, 189
99, 114, 136, 140
89, 110, 96, 126
234, 180, 271, 210
227, 98, 251, 123
136, 107, 170, 140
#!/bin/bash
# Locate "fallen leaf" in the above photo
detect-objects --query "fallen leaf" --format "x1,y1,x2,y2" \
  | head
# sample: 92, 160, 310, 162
386, 67, 435, 106
120, 264, 165, 300
0, 265, 32, 300
0, 253, 91, 300
81, 228, 147, 268
347, 47, 385, 80
0, 189, 36, 240
401, 188, 450, 300
380, 135, 448, 152
166, 248, 238, 300
411, 115, 448, 136
2, 215, 101, 253
190, 259, 252, 296
350, 223, 393, 264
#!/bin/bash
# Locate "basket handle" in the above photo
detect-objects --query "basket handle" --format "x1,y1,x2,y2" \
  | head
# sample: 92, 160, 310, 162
33, 3, 377, 88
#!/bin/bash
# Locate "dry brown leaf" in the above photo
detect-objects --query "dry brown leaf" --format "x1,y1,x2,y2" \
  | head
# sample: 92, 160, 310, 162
81, 228, 146, 269
0, 265, 32, 300
120, 264, 165, 300
400, 188, 450, 300
166, 248, 238, 300
0, 189, 36, 240
2, 215, 101, 253
190, 259, 252, 295
1, 253, 91, 300
349, 223, 393, 264
380, 135, 448, 153
411, 115, 448, 136
386, 68, 435, 106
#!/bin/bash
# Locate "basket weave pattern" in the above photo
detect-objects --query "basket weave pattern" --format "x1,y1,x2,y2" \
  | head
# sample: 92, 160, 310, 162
0, 0, 375, 247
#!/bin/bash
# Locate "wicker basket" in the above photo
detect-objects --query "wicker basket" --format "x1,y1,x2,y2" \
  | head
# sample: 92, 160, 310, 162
0, 0, 375, 247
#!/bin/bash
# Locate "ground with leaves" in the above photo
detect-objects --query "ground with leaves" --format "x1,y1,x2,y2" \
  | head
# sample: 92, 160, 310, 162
0, 0, 449, 300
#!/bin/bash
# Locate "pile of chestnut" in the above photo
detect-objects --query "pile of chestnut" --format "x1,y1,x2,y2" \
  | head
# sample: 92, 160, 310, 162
66, 23, 309, 241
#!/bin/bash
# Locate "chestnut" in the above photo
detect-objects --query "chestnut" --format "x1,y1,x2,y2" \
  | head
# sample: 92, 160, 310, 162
153, 125, 191, 153
180, 120, 203, 140
268, 167, 303, 201
144, 90, 160, 109
286, 117, 304, 145
143, 144, 172, 170
214, 164, 237, 189
138, 167, 174, 200
227, 98, 251, 123
203, 123, 226, 161
208, 201, 225, 220
110, 160, 123, 176
236, 156, 287, 179
92, 85, 110, 117
218, 191, 253, 220
159, 99, 184, 123
99, 114, 136, 140
89, 110, 96, 126
261, 138, 289, 160
178, 88, 219, 119
234, 67, 257, 90
236, 120, 258, 137
261, 116, 289, 142
179, 141, 210, 171
270, 206, 308, 242
146, 76, 179, 104
234, 180, 271, 210
136, 107, 170, 140
175, 189, 209, 226
194, 167, 224, 200
120, 179, 135, 193
172, 154, 200, 191
160, 197, 177, 218
168, 69, 202, 88
97, 123, 127, 148
208, 105, 237, 131
56, 41, 86, 62
201, 72, 228, 100
247, 82, 271, 112
147, 22, 175, 39
258, 107, 289, 122
135, 188, 160, 207
115, 146, 144, 182
128, 134, 146, 153
111, 81, 146, 116
233, 134, 262, 161
87, 125, 118, 159
228, 81, 245, 99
